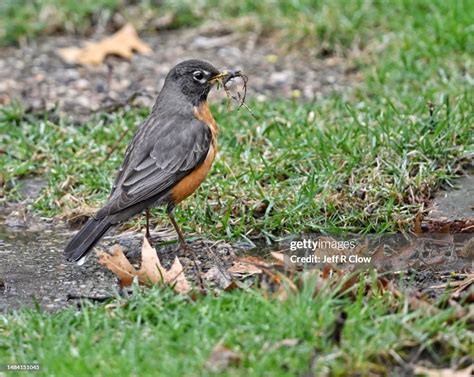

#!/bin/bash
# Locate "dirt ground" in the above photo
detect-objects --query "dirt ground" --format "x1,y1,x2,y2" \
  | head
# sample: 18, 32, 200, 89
0, 26, 359, 119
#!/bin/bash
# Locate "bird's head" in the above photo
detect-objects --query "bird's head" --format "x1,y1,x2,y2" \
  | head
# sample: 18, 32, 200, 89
163, 59, 240, 105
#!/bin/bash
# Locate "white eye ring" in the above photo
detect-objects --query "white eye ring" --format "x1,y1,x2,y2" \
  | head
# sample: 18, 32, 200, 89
193, 70, 207, 84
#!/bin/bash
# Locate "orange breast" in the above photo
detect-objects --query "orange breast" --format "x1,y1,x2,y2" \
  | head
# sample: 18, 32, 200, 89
171, 101, 218, 204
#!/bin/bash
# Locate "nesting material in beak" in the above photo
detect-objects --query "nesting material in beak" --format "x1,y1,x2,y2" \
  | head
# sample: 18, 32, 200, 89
211, 68, 255, 118
210, 69, 242, 85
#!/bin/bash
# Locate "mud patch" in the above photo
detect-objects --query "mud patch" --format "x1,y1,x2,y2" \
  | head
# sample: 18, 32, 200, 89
1, 223, 472, 311
0, 219, 250, 311
0, 223, 113, 311
424, 174, 474, 233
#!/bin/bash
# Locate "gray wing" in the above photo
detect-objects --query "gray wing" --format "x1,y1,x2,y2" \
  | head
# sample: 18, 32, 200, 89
98, 113, 212, 217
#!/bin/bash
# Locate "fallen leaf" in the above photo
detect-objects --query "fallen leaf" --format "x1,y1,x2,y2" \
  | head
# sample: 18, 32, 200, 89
413, 365, 473, 377
321, 264, 335, 279
57, 24, 151, 66
228, 261, 262, 275
205, 344, 242, 372
391, 242, 418, 271
385, 281, 439, 315
97, 245, 136, 287
227, 256, 265, 276
223, 281, 241, 292
165, 257, 191, 294
270, 251, 285, 265
97, 235, 191, 294
447, 299, 468, 319
137, 236, 166, 284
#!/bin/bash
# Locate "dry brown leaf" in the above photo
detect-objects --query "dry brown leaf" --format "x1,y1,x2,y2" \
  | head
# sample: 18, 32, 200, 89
391, 242, 418, 271
57, 23, 151, 65
321, 264, 335, 279
227, 256, 268, 276
384, 280, 439, 315
270, 251, 285, 265
413, 365, 473, 377
137, 236, 166, 284
228, 261, 262, 275
205, 344, 242, 372
223, 281, 241, 292
354, 238, 369, 255
96, 245, 136, 287
165, 257, 191, 294
97, 235, 191, 294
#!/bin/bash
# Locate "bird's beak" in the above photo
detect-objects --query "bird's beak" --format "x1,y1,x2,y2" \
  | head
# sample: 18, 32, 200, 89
210, 69, 241, 85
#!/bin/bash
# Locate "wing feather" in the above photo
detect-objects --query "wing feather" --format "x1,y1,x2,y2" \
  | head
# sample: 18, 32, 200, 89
99, 113, 212, 217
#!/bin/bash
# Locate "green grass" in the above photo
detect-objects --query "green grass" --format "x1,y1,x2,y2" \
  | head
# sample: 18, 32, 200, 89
1, 1, 473, 375
1, 279, 471, 376
1, 94, 472, 239
1, 0, 473, 239
0, 0, 120, 46
2, 1, 473, 59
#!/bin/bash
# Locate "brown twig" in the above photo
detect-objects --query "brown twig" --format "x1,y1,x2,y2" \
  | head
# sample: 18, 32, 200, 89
218, 73, 258, 120
101, 127, 130, 164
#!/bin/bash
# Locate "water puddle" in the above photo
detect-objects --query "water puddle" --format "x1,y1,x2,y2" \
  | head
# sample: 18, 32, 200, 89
0, 224, 115, 311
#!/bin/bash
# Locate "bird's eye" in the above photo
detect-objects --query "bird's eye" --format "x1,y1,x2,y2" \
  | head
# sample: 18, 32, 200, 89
193, 70, 205, 82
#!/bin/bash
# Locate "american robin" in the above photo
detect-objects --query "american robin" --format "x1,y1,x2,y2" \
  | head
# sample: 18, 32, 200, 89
64, 59, 239, 265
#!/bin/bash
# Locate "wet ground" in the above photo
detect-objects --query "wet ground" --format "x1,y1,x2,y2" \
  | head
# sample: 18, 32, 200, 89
1, 206, 472, 311
0, 215, 246, 311
424, 174, 474, 233
0, 223, 113, 311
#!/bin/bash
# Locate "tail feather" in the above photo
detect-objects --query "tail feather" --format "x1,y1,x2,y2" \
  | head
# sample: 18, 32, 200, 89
64, 216, 111, 262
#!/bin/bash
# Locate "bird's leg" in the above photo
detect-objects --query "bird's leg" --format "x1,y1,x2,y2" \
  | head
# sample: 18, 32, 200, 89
145, 208, 151, 240
167, 211, 187, 248
167, 210, 204, 288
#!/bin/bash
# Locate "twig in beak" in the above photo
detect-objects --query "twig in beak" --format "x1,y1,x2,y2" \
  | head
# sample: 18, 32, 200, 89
215, 71, 258, 120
